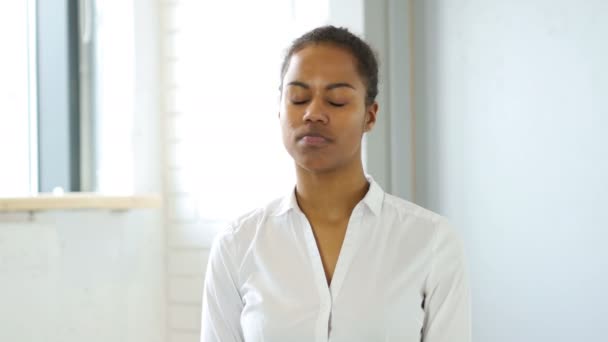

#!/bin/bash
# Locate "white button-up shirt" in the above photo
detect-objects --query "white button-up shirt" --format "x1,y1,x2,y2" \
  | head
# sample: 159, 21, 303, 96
201, 178, 471, 342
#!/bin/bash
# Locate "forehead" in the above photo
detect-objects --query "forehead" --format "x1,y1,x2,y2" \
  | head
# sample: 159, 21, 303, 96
283, 44, 364, 87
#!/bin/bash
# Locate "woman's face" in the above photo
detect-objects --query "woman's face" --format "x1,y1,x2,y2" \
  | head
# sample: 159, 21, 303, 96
279, 43, 378, 173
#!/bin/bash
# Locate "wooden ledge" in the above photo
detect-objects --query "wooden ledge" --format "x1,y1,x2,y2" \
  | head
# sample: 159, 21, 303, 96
0, 193, 162, 212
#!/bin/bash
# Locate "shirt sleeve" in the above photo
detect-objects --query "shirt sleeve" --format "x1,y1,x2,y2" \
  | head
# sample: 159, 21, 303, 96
200, 230, 244, 342
421, 218, 472, 342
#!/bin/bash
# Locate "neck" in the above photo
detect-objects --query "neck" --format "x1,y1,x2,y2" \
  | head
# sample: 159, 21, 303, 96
294, 158, 369, 222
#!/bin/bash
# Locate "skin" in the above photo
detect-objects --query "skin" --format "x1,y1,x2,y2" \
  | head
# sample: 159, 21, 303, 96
279, 43, 379, 284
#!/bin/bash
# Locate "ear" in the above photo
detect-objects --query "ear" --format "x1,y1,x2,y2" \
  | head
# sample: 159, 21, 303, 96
363, 102, 379, 132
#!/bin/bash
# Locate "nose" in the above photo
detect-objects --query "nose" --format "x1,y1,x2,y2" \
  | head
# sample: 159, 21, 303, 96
302, 97, 329, 124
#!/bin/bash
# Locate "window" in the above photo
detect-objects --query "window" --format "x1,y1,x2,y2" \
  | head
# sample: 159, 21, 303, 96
0, 0, 140, 197
165, 0, 330, 221
0, 1, 35, 196
90, 0, 136, 194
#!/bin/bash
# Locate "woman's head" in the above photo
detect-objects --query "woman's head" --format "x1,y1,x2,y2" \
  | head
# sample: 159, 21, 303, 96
279, 26, 379, 174
280, 26, 379, 106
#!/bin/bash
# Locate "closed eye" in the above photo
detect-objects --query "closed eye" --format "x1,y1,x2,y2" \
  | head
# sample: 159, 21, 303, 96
290, 99, 346, 107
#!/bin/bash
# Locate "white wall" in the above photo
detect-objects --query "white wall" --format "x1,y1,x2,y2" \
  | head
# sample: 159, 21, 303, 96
0, 209, 165, 342
413, 1, 608, 340
0, 0, 167, 340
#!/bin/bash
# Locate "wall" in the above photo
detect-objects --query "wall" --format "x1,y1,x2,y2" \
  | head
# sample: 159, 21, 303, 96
159, 0, 214, 340
413, 1, 608, 340
0, 0, 166, 340
362, 0, 416, 199
0, 209, 165, 342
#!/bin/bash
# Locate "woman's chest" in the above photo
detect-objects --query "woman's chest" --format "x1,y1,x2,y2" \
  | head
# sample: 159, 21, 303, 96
237, 216, 431, 341
239, 256, 426, 342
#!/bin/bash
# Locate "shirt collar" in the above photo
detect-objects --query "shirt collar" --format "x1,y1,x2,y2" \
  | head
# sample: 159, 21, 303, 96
272, 175, 384, 217
272, 186, 299, 216
361, 175, 384, 216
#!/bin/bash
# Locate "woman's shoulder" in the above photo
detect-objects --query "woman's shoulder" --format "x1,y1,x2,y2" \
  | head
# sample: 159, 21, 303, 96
212, 196, 286, 249
382, 193, 446, 225
380, 193, 463, 244
380, 193, 465, 263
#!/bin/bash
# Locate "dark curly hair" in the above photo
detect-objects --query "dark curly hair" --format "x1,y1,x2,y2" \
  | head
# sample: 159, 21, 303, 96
280, 25, 379, 106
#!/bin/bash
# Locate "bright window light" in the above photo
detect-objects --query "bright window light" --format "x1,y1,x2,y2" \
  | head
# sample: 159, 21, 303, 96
169, 0, 329, 220
93, 0, 135, 194
0, 2, 33, 196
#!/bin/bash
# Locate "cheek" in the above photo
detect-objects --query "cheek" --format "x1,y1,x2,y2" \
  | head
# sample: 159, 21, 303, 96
341, 114, 366, 139
280, 110, 300, 132
279, 114, 291, 132
279, 114, 296, 146
344, 127, 364, 147
339, 122, 366, 154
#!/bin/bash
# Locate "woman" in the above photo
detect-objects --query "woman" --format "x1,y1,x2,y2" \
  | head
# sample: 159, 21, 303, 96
201, 26, 471, 342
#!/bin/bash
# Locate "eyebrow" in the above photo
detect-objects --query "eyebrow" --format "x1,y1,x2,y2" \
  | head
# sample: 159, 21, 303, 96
286, 81, 356, 90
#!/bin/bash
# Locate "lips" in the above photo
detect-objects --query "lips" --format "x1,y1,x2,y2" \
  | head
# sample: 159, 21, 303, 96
302, 135, 328, 144
297, 132, 332, 147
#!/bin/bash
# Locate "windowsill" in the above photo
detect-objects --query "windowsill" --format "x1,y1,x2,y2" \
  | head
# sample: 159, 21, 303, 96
0, 193, 162, 212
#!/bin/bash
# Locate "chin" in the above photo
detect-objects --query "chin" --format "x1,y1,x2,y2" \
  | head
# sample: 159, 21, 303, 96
295, 156, 342, 174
